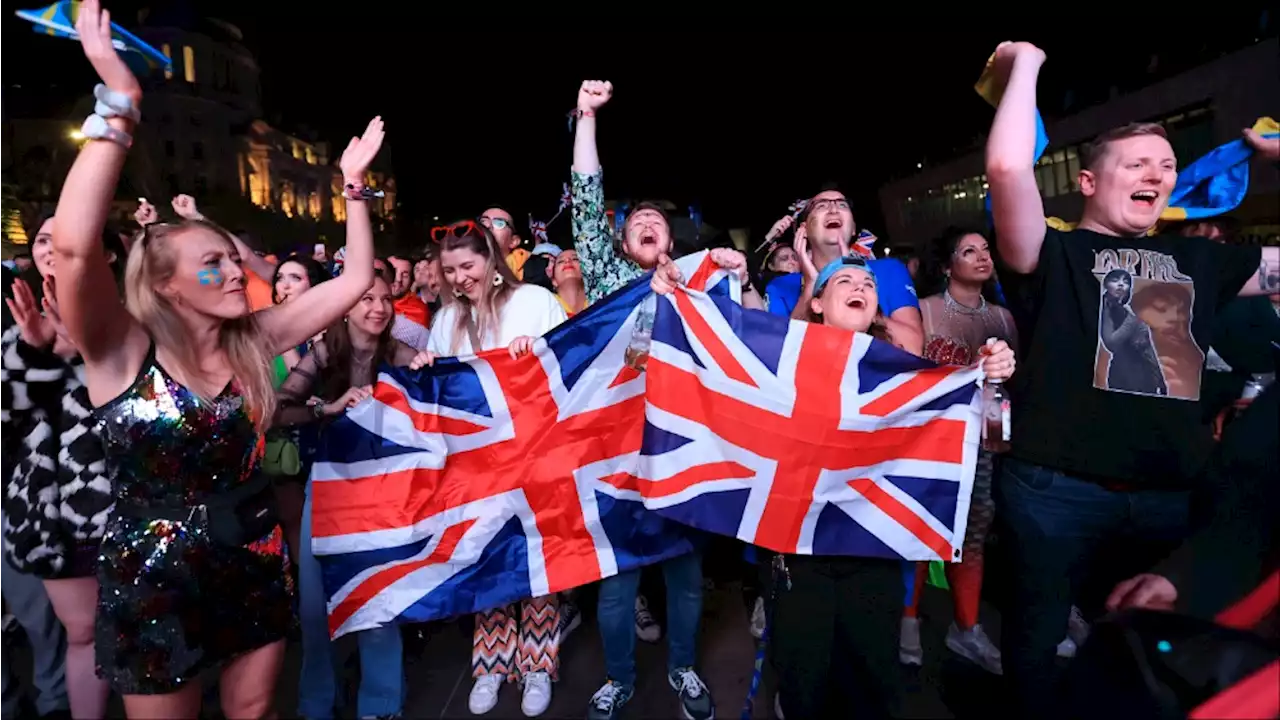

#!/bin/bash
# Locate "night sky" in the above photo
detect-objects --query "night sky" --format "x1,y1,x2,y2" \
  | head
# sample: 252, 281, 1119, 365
5, 5, 1274, 244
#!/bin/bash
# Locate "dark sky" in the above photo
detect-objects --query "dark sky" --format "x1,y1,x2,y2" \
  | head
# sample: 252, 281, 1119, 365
6, 5, 1274, 243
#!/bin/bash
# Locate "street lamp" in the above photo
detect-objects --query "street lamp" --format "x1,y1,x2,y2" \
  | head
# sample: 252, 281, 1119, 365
69, 129, 86, 141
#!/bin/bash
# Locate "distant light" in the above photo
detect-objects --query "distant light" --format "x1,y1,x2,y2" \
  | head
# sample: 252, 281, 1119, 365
916, 162, 923, 169
69, 129, 85, 141
432, 215, 439, 221
883, 247, 892, 255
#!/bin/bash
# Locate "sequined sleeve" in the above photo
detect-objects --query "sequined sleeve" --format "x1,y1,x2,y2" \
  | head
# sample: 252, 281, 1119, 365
571, 169, 644, 304
273, 352, 323, 427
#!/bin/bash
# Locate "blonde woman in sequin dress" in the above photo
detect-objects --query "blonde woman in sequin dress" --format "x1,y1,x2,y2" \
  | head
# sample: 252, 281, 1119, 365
49, 4, 384, 716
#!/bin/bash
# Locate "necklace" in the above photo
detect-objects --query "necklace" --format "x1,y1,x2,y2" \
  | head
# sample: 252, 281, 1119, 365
944, 288, 988, 316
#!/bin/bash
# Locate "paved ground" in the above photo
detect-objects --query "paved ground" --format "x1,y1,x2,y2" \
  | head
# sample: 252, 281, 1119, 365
5, 579, 1008, 719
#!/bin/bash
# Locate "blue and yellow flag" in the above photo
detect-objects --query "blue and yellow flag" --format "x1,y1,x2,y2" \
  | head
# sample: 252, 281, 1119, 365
976, 47, 1278, 229
15, 1, 171, 76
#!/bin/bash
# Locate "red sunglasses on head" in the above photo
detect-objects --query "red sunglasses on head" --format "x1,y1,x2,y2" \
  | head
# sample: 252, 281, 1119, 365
430, 220, 482, 244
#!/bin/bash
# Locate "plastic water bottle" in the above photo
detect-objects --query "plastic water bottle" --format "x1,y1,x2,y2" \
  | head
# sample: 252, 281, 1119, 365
625, 297, 655, 371
981, 338, 1011, 453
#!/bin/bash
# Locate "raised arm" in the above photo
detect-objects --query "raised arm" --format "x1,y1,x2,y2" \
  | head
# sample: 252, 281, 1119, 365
253, 118, 384, 354
171, 195, 277, 281
985, 42, 1048, 274
51, 0, 148, 377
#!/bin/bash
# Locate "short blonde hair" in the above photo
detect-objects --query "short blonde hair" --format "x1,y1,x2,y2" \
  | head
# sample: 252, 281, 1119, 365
1080, 122, 1168, 171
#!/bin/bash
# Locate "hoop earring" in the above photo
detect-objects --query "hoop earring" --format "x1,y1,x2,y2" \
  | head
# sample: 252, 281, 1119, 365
493, 273, 504, 287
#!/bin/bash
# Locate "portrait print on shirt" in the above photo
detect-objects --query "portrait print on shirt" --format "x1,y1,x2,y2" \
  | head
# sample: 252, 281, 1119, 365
1092, 248, 1206, 401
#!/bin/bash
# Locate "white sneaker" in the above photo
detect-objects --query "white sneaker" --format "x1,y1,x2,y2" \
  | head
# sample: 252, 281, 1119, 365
749, 597, 766, 640
1056, 636, 1078, 658
521, 671, 552, 717
1067, 605, 1091, 648
469, 674, 504, 715
945, 623, 1003, 675
635, 595, 661, 643
899, 616, 923, 666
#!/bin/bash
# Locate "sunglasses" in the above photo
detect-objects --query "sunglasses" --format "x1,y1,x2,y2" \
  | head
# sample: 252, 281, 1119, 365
430, 220, 483, 244
479, 216, 512, 231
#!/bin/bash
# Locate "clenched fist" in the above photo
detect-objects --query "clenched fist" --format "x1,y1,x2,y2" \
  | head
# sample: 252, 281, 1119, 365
578, 80, 613, 113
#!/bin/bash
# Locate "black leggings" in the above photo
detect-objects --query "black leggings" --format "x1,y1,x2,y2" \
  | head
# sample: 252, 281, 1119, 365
769, 555, 903, 718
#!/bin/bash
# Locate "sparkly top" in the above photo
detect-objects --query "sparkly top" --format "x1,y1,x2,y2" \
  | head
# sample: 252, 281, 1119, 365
95, 351, 264, 508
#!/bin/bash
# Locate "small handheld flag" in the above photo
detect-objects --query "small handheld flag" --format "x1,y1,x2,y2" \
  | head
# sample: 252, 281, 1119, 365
16, 1, 172, 76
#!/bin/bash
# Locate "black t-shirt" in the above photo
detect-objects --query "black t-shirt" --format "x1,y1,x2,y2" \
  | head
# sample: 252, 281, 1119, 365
1001, 227, 1260, 487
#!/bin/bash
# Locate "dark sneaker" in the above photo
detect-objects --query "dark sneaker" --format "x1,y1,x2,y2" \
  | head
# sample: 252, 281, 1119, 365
558, 598, 583, 642
668, 667, 714, 720
587, 680, 633, 720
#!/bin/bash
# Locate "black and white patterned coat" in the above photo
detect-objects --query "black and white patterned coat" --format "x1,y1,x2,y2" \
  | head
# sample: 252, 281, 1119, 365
1, 318, 113, 578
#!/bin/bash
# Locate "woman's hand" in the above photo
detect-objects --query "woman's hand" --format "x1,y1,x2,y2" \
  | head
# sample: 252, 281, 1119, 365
508, 336, 535, 359
650, 253, 683, 296
409, 350, 437, 370
5, 278, 57, 348
338, 117, 386, 185
1106, 573, 1177, 612
322, 385, 372, 416
170, 194, 204, 221
978, 339, 1015, 381
134, 199, 158, 227
577, 80, 613, 112
765, 215, 794, 242
1243, 127, 1280, 161
75, 0, 142, 104
793, 224, 818, 284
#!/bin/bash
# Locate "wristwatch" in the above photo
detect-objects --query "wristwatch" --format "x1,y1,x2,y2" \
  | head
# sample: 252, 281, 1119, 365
311, 401, 326, 420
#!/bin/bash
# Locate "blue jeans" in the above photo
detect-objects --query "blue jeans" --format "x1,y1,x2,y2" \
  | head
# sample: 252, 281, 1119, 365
597, 551, 702, 690
995, 458, 1190, 718
1, 553, 68, 717
297, 486, 404, 720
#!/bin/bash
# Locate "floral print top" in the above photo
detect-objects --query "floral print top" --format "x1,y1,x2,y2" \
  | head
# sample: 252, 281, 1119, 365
571, 169, 644, 304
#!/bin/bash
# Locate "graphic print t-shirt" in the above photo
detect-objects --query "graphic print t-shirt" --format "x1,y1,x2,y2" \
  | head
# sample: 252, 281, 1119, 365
1001, 227, 1259, 487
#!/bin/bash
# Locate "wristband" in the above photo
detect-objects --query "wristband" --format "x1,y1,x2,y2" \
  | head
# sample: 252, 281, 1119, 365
566, 108, 596, 131
80, 114, 132, 149
343, 181, 384, 201
93, 84, 141, 123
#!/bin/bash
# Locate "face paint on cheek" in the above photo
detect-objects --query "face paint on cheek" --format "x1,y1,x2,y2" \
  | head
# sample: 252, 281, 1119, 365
197, 268, 224, 286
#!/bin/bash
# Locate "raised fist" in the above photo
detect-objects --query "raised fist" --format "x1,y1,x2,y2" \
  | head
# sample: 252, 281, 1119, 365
578, 80, 613, 113
994, 41, 1046, 67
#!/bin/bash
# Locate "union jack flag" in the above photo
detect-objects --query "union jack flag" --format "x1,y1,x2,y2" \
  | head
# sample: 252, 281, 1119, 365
310, 252, 738, 638
616, 287, 984, 561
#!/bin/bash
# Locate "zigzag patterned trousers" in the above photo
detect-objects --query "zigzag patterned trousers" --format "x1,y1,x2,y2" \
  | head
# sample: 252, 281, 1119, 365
472, 594, 560, 680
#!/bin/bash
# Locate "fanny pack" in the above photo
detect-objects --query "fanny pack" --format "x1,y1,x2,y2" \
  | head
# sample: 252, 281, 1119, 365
116, 474, 280, 548
262, 435, 302, 477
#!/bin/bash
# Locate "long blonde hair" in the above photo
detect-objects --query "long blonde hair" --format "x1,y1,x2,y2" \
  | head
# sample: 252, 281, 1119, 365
438, 222, 519, 354
124, 220, 276, 430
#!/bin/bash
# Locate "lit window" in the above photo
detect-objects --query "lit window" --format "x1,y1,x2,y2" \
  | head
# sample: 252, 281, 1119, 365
162, 43, 173, 79
183, 45, 195, 83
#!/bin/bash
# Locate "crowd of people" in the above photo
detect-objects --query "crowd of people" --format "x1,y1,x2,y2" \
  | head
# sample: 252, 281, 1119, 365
3, 6, 1278, 719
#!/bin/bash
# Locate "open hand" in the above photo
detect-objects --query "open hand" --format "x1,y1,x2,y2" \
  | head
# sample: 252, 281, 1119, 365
323, 385, 372, 416
650, 253, 683, 296
4, 278, 57, 348
793, 224, 818, 283
1107, 573, 1177, 612
508, 336, 535, 359
578, 80, 613, 112
171, 194, 203, 221
75, 0, 142, 104
339, 116, 386, 183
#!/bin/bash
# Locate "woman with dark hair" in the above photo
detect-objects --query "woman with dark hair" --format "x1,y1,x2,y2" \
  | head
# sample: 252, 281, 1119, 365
273, 273, 418, 719
412, 220, 566, 717
1099, 268, 1167, 395
1, 212, 126, 719
898, 226, 1018, 674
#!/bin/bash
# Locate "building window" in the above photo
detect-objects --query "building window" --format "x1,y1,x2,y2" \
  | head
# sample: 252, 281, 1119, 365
305, 147, 316, 165
183, 45, 196, 83
162, 43, 173, 80
238, 153, 248, 195
331, 176, 346, 222
291, 141, 303, 161
192, 142, 204, 160
309, 192, 322, 218
280, 181, 296, 218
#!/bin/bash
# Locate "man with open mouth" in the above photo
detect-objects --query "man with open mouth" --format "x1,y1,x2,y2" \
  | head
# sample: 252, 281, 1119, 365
984, 40, 1279, 717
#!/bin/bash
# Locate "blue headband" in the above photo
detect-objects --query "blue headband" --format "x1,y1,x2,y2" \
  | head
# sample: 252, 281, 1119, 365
813, 255, 877, 296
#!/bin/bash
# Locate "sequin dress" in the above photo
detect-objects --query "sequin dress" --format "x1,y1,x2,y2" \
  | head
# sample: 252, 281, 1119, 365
93, 349, 291, 694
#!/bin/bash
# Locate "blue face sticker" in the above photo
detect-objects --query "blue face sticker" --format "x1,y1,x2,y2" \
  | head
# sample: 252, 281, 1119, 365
197, 268, 223, 286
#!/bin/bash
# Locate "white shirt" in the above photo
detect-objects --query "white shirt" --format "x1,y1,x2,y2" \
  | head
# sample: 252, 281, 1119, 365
427, 283, 567, 356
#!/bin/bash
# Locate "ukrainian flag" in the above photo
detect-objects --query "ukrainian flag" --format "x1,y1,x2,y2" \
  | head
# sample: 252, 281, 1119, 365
975, 47, 1277, 229
15, 1, 172, 76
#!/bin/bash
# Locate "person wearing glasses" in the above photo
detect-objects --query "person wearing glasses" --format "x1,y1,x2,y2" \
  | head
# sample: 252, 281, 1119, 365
410, 220, 565, 718
480, 207, 530, 281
